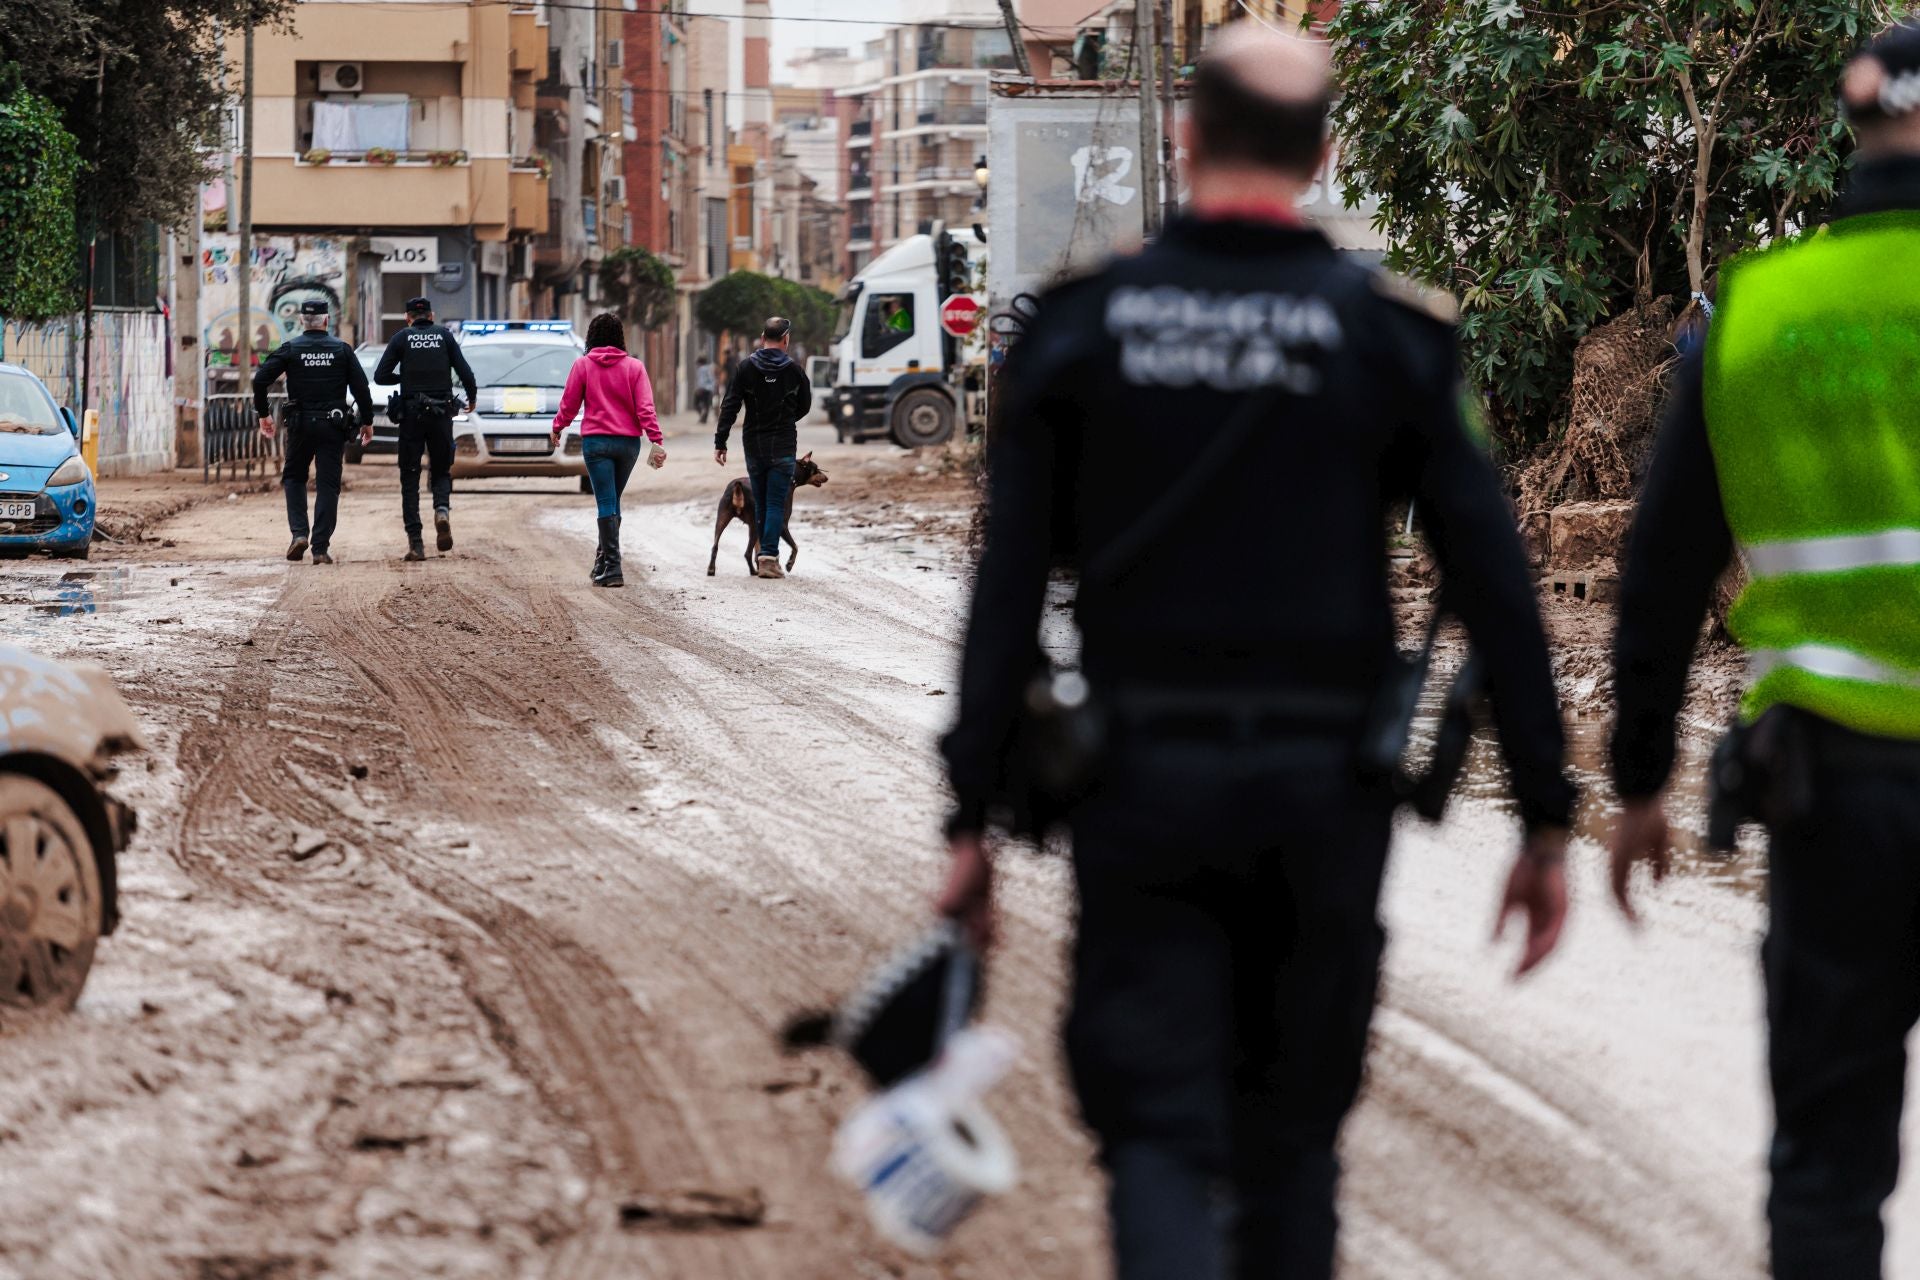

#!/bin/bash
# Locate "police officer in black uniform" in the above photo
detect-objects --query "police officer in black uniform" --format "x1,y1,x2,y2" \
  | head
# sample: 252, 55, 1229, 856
935, 27, 1574, 1280
375, 296, 478, 561
254, 299, 374, 565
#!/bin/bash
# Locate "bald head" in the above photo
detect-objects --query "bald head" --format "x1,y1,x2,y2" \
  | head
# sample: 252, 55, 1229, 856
1188, 23, 1334, 180
1206, 22, 1332, 105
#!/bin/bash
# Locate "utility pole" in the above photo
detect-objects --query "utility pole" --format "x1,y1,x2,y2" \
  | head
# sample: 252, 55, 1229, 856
1138, 0, 1163, 236
237, 13, 256, 394
1158, 0, 1177, 227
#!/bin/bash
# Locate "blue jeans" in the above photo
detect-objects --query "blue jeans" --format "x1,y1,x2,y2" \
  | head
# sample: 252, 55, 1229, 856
746, 452, 795, 560
583, 434, 643, 520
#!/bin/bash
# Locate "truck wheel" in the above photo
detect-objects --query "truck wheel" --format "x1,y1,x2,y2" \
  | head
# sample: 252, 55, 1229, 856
0, 775, 103, 1016
890, 389, 955, 449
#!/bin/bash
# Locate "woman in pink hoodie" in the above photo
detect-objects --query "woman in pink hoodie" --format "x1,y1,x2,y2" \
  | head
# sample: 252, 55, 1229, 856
549, 312, 665, 587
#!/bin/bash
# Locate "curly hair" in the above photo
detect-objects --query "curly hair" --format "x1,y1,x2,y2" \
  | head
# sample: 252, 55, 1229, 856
585, 312, 627, 352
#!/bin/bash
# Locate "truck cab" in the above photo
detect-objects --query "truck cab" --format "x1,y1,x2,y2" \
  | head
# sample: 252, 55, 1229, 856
827, 227, 983, 447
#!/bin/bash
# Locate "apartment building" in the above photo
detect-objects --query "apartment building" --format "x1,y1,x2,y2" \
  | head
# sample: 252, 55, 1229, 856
221, 1, 551, 344
837, 19, 1017, 277
533, 0, 626, 327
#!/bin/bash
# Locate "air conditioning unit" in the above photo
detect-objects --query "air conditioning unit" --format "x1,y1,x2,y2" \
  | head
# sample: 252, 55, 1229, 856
605, 175, 626, 203
318, 62, 364, 93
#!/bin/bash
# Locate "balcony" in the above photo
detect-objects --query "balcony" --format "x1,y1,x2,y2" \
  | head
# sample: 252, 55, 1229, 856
883, 105, 988, 140
847, 171, 872, 197
846, 222, 873, 251
510, 10, 543, 75
509, 165, 549, 233
249, 156, 485, 227
849, 118, 872, 136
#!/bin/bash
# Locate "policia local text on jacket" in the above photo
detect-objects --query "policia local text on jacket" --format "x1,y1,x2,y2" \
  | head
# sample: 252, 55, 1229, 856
253, 315, 373, 562
375, 307, 479, 556
941, 212, 1575, 1278
1610, 148, 1920, 1280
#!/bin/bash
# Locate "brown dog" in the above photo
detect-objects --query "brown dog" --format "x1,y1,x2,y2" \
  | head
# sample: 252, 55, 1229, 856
707, 453, 828, 576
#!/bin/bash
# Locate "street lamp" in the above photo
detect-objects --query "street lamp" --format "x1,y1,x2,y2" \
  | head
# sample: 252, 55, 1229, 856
973, 155, 989, 189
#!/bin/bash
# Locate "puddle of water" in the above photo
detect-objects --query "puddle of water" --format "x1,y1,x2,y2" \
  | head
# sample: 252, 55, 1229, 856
9, 566, 153, 622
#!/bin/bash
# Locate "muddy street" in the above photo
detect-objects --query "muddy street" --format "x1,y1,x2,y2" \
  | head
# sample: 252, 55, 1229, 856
2, 417, 1918, 1279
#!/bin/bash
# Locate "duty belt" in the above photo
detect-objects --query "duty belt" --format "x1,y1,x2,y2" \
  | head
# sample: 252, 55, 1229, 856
1107, 686, 1370, 741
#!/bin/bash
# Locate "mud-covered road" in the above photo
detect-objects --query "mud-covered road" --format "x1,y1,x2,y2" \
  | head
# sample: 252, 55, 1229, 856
2, 416, 1917, 1279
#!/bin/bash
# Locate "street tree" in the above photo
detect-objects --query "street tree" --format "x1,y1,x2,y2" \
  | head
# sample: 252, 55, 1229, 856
597, 246, 677, 332
772, 278, 838, 349
0, 86, 81, 320
1328, 0, 1896, 450
0, 0, 293, 234
696, 271, 778, 339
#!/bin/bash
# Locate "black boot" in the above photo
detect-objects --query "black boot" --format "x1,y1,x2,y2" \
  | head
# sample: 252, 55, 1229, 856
600, 515, 624, 588
590, 517, 611, 584
404, 534, 426, 562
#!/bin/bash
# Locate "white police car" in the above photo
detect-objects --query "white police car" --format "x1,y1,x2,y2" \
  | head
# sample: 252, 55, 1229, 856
451, 321, 589, 484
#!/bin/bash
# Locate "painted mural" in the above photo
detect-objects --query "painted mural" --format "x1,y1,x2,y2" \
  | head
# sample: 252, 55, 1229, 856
200, 235, 348, 368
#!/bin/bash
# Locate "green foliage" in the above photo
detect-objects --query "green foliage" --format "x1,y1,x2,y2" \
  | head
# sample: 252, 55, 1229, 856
772, 277, 838, 348
0, 87, 81, 320
0, 0, 294, 234
696, 271, 777, 338
598, 245, 678, 331
1328, 0, 1896, 451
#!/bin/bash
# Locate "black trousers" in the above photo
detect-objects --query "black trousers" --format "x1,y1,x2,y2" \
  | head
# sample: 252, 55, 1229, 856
281, 414, 347, 553
1067, 735, 1393, 1280
1765, 720, 1920, 1280
397, 399, 455, 536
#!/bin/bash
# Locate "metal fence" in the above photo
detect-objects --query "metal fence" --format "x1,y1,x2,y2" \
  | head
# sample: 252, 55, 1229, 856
204, 393, 285, 482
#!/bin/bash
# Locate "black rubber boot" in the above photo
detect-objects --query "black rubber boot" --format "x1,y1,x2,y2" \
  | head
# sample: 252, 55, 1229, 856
404, 534, 426, 562
600, 515, 624, 588
590, 518, 611, 584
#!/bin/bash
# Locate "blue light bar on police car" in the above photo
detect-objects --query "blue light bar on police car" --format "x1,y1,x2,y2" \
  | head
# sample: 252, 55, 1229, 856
459, 320, 575, 334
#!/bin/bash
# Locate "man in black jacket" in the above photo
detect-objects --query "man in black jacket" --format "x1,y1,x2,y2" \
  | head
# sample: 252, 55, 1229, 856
935, 26, 1573, 1279
1610, 24, 1920, 1279
714, 316, 812, 578
253, 299, 373, 564
375, 297, 478, 560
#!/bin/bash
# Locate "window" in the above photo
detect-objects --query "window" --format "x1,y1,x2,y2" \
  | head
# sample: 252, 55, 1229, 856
608, 39, 623, 68
861, 293, 914, 359
704, 88, 713, 152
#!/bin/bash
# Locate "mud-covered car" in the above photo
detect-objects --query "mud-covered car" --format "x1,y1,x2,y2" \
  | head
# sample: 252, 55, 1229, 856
0, 362, 94, 560
0, 645, 143, 1014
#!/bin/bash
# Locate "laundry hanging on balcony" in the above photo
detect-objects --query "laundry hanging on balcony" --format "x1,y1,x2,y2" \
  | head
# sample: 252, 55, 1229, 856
312, 100, 411, 155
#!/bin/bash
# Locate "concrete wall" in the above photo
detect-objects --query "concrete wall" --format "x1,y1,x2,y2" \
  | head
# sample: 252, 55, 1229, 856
2, 314, 175, 477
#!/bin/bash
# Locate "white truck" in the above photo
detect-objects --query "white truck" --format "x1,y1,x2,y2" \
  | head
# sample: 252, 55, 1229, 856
823, 224, 986, 447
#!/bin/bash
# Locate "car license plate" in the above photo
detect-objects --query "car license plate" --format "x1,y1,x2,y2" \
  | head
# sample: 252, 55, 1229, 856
500, 387, 542, 415
491, 436, 548, 453
0, 500, 35, 520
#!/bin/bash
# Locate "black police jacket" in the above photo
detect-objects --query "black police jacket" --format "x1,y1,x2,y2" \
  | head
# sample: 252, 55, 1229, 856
374, 319, 479, 403
1610, 155, 1920, 798
941, 214, 1575, 835
714, 347, 812, 454
253, 330, 374, 425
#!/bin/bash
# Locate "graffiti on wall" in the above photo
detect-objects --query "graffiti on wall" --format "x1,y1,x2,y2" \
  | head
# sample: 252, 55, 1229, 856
200, 235, 347, 367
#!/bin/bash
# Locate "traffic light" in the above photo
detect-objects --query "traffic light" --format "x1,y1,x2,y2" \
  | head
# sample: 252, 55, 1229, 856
935, 231, 971, 298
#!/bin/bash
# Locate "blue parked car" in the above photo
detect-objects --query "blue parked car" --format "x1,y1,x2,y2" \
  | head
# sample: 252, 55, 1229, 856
0, 362, 94, 560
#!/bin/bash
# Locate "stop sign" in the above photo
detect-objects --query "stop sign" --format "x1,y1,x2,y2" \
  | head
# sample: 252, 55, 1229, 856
939, 294, 982, 338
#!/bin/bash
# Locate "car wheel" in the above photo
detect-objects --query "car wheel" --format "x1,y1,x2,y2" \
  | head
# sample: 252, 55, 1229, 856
890, 388, 955, 449
579, 475, 594, 494
344, 444, 364, 465
0, 775, 103, 1016
60, 542, 91, 561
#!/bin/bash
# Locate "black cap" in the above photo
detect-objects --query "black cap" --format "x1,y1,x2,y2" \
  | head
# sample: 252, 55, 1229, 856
298, 299, 330, 316
405, 296, 432, 314
1846, 20, 1920, 121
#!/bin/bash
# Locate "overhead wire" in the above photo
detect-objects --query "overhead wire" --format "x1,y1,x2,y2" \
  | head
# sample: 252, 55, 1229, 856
337, 0, 1085, 36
